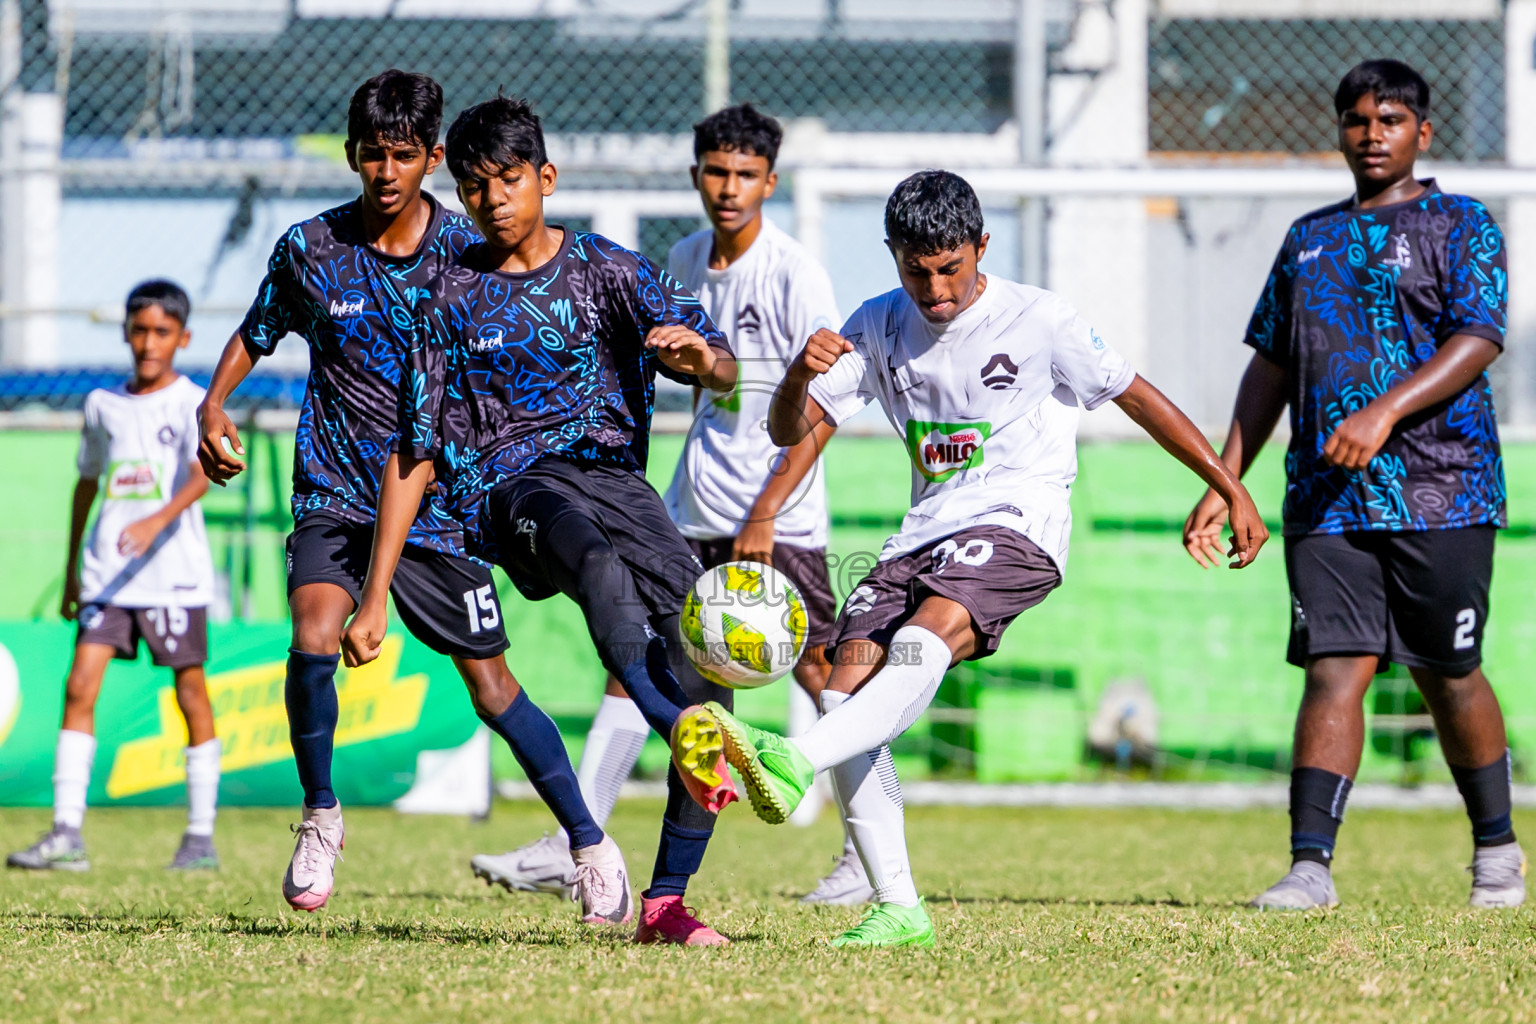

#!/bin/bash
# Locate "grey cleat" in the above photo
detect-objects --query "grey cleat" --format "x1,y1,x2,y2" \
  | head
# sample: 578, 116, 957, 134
168, 832, 219, 871
801, 851, 876, 906
471, 834, 576, 898
1249, 860, 1339, 910
7, 826, 90, 872
1469, 843, 1527, 908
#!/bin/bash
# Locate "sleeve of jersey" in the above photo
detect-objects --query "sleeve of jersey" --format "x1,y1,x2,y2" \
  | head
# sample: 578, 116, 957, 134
632, 254, 734, 386
806, 311, 874, 426
1048, 297, 1136, 411
1438, 202, 1508, 347
76, 393, 106, 478
780, 257, 842, 364
400, 313, 447, 461
238, 233, 301, 358
1242, 232, 1295, 363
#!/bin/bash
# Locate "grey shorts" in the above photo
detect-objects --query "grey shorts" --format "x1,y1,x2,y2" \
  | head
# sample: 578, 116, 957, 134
77, 604, 208, 669
830, 526, 1061, 661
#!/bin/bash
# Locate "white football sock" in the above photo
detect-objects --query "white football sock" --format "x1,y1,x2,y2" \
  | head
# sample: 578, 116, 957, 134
792, 626, 951, 773
574, 694, 648, 828
52, 729, 96, 830
184, 738, 221, 837
822, 690, 919, 907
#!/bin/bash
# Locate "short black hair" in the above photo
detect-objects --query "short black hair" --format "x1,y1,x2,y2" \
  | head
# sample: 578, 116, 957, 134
884, 170, 985, 256
1334, 60, 1431, 123
347, 69, 443, 151
693, 103, 783, 168
126, 279, 190, 327
446, 95, 547, 181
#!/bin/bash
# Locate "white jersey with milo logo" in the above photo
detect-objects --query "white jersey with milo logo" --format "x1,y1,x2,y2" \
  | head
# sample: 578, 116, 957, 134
76, 375, 215, 608
807, 277, 1135, 572
662, 219, 840, 549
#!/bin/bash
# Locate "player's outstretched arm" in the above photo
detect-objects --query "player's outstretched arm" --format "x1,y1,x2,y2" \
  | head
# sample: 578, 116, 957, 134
342, 452, 433, 667
1114, 374, 1268, 568
1183, 353, 1287, 569
60, 477, 98, 621
1322, 333, 1499, 471
736, 419, 838, 565
646, 325, 737, 392
197, 331, 259, 486
767, 328, 849, 447
117, 461, 211, 560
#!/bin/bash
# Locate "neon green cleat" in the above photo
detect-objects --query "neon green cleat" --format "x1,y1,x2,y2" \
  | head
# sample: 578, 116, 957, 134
829, 900, 936, 949
702, 700, 813, 825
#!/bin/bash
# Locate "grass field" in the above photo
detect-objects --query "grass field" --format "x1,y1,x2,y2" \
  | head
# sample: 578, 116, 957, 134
1, 801, 1534, 1024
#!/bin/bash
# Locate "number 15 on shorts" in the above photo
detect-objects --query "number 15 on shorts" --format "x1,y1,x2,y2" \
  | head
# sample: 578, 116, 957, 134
462, 584, 501, 634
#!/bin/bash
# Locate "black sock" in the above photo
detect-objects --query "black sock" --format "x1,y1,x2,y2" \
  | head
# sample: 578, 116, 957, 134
1451, 750, 1517, 848
481, 690, 603, 850
1290, 766, 1353, 867
285, 650, 340, 809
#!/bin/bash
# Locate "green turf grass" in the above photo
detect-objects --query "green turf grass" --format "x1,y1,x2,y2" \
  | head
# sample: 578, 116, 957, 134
1, 801, 1532, 1023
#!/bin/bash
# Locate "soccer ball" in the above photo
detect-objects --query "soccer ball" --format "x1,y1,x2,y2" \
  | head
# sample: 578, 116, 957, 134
679, 561, 808, 689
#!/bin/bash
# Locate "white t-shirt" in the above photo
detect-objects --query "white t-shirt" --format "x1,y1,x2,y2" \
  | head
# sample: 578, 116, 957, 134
663, 219, 841, 549
808, 277, 1135, 572
76, 375, 215, 608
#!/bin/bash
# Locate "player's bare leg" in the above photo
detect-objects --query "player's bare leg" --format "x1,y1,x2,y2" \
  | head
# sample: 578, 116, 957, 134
169, 665, 221, 870
1252, 655, 1376, 910
1410, 666, 1525, 907
7, 644, 113, 871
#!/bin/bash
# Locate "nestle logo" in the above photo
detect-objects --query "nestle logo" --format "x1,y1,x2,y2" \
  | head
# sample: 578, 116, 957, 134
329, 299, 364, 317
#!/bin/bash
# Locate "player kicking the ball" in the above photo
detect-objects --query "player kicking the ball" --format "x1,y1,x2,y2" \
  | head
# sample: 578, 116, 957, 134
344, 95, 742, 946
9, 281, 220, 873
198, 72, 629, 922
672, 170, 1267, 947
1185, 60, 1525, 911
471, 103, 874, 906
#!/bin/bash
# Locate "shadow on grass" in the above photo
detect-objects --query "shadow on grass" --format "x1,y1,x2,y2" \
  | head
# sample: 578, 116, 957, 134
0, 909, 615, 947
931, 894, 1219, 909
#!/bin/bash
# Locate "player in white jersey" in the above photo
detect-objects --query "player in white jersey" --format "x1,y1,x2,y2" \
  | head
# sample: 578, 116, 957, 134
7, 281, 221, 873
471, 104, 873, 913
671, 171, 1268, 947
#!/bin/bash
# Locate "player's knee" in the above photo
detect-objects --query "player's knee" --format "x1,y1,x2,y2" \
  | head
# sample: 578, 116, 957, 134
290, 620, 341, 656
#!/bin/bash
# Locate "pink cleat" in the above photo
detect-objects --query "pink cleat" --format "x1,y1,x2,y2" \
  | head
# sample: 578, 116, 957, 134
282, 803, 344, 912
635, 894, 730, 946
671, 705, 740, 814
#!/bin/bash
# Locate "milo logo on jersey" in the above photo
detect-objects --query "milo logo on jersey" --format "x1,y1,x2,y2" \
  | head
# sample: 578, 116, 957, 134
905, 421, 992, 482
106, 460, 162, 500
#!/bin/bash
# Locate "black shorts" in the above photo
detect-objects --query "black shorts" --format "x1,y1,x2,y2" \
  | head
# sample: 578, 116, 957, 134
486, 459, 704, 626
685, 537, 838, 650
77, 604, 207, 669
285, 512, 508, 660
830, 526, 1061, 662
1284, 527, 1494, 676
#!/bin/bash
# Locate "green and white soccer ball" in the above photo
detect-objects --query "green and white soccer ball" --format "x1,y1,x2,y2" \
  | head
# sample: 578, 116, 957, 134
679, 561, 808, 689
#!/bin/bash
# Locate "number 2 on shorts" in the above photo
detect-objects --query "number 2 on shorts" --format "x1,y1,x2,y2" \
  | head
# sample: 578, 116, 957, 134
1453, 607, 1477, 651
461, 584, 501, 634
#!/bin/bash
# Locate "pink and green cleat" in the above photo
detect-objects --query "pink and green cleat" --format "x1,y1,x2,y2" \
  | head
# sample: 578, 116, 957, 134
634, 894, 730, 946
830, 899, 936, 949
670, 705, 739, 815
682, 701, 814, 825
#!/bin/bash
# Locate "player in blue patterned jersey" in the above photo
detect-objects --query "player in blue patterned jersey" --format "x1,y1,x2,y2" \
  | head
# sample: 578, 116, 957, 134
342, 96, 744, 946
1185, 60, 1525, 911
196, 72, 629, 924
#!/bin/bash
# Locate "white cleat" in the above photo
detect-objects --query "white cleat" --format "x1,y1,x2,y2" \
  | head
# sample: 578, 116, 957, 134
801, 850, 875, 906
1249, 860, 1339, 911
471, 834, 576, 898
571, 834, 632, 925
282, 803, 344, 912
1469, 844, 1527, 908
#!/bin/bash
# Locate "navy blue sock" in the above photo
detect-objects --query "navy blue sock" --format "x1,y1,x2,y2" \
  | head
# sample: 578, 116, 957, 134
1451, 750, 1517, 848
482, 690, 603, 850
607, 624, 689, 738
644, 761, 717, 898
285, 649, 340, 809
1290, 766, 1352, 866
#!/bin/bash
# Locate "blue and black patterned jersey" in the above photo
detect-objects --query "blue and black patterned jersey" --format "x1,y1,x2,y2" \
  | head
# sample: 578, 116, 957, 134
1244, 180, 1507, 536
404, 228, 730, 563
240, 193, 479, 556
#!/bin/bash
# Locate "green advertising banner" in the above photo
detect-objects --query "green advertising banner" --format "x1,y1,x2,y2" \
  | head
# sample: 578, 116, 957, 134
0, 621, 482, 807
